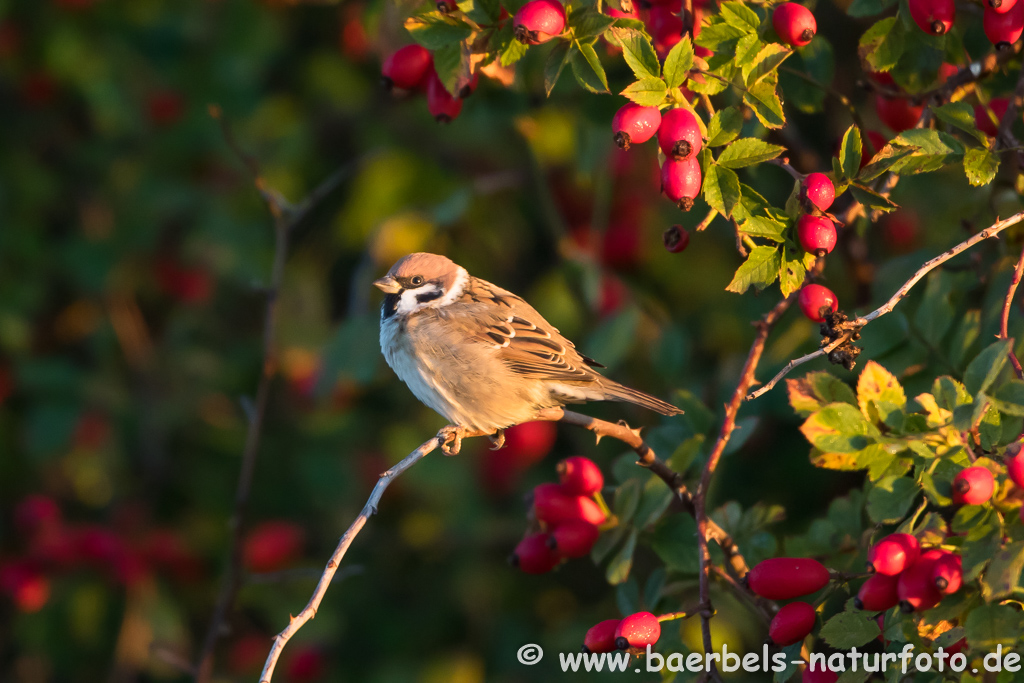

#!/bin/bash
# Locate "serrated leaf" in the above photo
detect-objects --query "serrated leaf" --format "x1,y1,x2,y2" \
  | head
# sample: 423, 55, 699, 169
740, 215, 787, 241
801, 403, 874, 453
932, 102, 988, 144
981, 541, 1024, 601
965, 605, 1022, 648
570, 41, 609, 93
725, 245, 781, 294
840, 125, 863, 180
719, 0, 761, 32
663, 34, 694, 89
890, 129, 965, 175
779, 244, 806, 297
544, 41, 572, 96
706, 107, 743, 147
611, 27, 660, 80
432, 43, 465, 95
866, 476, 918, 524
788, 372, 857, 416
694, 21, 748, 53
964, 339, 1012, 395
404, 12, 474, 49
993, 381, 1024, 416
717, 138, 786, 169
703, 164, 742, 218
858, 16, 904, 73
857, 361, 906, 420
743, 75, 785, 129
570, 8, 617, 40
491, 22, 529, 66
820, 611, 882, 649
964, 147, 1000, 187
743, 43, 791, 87
620, 76, 668, 106
849, 184, 898, 215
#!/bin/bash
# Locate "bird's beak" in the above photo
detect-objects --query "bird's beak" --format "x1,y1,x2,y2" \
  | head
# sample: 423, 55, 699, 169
373, 275, 402, 294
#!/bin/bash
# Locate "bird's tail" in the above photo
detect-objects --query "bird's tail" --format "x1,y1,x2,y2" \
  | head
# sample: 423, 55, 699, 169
602, 380, 683, 416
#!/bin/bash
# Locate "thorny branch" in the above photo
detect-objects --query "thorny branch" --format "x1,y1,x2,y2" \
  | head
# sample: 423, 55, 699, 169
1000, 243, 1024, 380
747, 211, 1024, 400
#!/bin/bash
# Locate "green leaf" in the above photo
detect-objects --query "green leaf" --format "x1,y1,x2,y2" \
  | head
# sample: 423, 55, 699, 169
858, 16, 904, 73
932, 102, 988, 144
779, 244, 806, 297
620, 76, 668, 106
717, 138, 786, 169
788, 372, 857, 416
651, 514, 699, 573
964, 339, 1012, 395
694, 21, 748, 53
964, 147, 1000, 187
866, 476, 918, 524
801, 403, 874, 453
635, 475, 674, 528
913, 271, 955, 343
719, 1, 761, 32
668, 434, 704, 475
820, 611, 882, 649
570, 8, 617, 40
404, 12, 474, 49
606, 528, 638, 584
993, 381, 1024, 416
432, 43, 464, 96
962, 519, 1001, 582
848, 0, 897, 17
725, 245, 780, 294
663, 34, 694, 90
743, 43, 791, 87
981, 541, 1024, 601
703, 164, 742, 218
616, 577, 640, 615
965, 605, 1022, 648
570, 42, 610, 93
491, 23, 529, 66
586, 307, 641, 370
614, 478, 643, 523
644, 567, 667, 610
890, 129, 965, 175
840, 126, 863, 180
706, 107, 743, 147
740, 215, 787, 242
849, 184, 898, 215
460, 0, 500, 23
743, 75, 785, 129
544, 41, 573, 96
611, 27, 660, 80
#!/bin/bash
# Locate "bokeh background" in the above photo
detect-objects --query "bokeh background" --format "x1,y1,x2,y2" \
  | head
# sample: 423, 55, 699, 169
3, 0, 1024, 681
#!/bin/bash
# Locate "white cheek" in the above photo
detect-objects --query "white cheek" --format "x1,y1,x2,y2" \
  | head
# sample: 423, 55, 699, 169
395, 289, 423, 316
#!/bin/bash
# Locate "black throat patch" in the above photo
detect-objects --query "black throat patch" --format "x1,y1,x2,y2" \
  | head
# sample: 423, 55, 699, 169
382, 293, 400, 319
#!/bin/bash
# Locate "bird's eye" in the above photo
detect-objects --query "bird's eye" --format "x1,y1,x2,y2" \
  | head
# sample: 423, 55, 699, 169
411, 276, 425, 286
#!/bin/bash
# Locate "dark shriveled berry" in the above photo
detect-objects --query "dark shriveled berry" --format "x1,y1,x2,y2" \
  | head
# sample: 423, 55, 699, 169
663, 225, 690, 253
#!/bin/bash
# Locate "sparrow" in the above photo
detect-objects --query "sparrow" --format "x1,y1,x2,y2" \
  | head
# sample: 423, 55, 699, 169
374, 253, 681, 454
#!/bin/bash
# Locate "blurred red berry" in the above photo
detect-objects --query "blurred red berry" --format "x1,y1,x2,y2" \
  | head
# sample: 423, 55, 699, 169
897, 550, 944, 612
975, 98, 1009, 137
156, 258, 214, 304
548, 519, 600, 558
381, 44, 432, 91
338, 4, 370, 61
510, 532, 560, 574
875, 95, 924, 133
1007, 449, 1024, 487
142, 530, 204, 582
855, 572, 900, 611
229, 633, 270, 675
74, 411, 110, 450
557, 456, 604, 496
748, 557, 830, 600
20, 71, 58, 108
598, 273, 628, 317
803, 665, 838, 683
663, 225, 690, 253
14, 495, 61, 537
0, 20, 21, 58
286, 645, 327, 683
147, 90, 185, 127
908, 0, 954, 35
426, 70, 463, 123
931, 551, 962, 594
984, 1, 1024, 46
583, 619, 621, 653
601, 220, 643, 269
78, 526, 125, 565
533, 483, 606, 526
882, 211, 919, 252
513, 0, 566, 45
243, 521, 305, 573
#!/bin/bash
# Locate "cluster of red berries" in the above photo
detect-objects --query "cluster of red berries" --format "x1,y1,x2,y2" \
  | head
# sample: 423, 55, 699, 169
856, 533, 962, 614
582, 611, 662, 653
747, 557, 830, 646
905, 0, 1022, 45
605, 0, 712, 60
612, 103, 703, 212
0, 495, 203, 613
380, 43, 475, 123
509, 456, 607, 574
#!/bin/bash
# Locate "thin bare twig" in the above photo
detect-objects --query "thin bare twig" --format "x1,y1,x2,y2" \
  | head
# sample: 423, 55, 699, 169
693, 293, 797, 680
695, 209, 718, 232
747, 211, 1024, 400
1001, 243, 1024, 380
766, 156, 805, 181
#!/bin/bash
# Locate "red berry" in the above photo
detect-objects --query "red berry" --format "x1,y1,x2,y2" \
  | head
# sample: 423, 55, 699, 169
797, 215, 837, 256
797, 284, 838, 323
931, 551, 962, 594
601, 219, 643, 269
599, 273, 628, 317
228, 634, 270, 675
882, 211, 919, 251
867, 533, 920, 575
855, 572, 900, 611
243, 521, 305, 573
606, 3, 639, 18
657, 107, 702, 161
549, 519, 601, 558
513, 0, 566, 44
612, 103, 662, 150
510, 532, 560, 573
533, 483, 607, 526
382, 44, 432, 91
426, 70, 463, 123
1007, 449, 1024, 487
583, 619, 622, 653
4, 567, 49, 613
898, 550, 944, 612
909, 0, 954, 35
803, 665, 839, 683
772, 3, 816, 47
14, 495, 61, 537
989, 0, 1019, 13
142, 530, 203, 583
663, 225, 690, 253
747, 557, 830, 600
947, 637, 967, 655
614, 611, 661, 649
77, 526, 125, 565
803, 173, 835, 211
558, 456, 604, 496
975, 98, 1009, 137
661, 158, 702, 211
768, 601, 816, 646
937, 62, 960, 83
456, 72, 480, 99
504, 421, 557, 462
953, 466, 995, 505
875, 95, 924, 133
984, 0, 1024, 46
649, 5, 683, 59
286, 645, 327, 683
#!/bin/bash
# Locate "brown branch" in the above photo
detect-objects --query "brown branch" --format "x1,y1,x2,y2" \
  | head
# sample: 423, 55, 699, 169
766, 156, 805, 181
1001, 243, 1024, 380
259, 433, 445, 683
692, 292, 798, 680
747, 211, 1024, 400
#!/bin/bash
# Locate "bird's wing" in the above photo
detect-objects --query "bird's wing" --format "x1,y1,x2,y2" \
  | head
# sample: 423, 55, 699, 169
461, 277, 605, 383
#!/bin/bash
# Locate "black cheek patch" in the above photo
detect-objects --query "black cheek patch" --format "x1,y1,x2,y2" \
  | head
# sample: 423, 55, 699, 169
382, 293, 400, 319
416, 289, 444, 304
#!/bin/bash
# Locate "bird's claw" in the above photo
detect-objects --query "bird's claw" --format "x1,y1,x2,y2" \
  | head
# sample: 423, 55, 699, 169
439, 425, 465, 456
489, 430, 506, 450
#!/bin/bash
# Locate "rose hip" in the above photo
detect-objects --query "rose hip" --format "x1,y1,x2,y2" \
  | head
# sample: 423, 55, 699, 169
772, 3, 816, 47
797, 284, 838, 323
657, 107, 702, 161
769, 601, 816, 646
381, 44, 432, 91
661, 158, 702, 211
612, 103, 662, 150
747, 557, 830, 600
513, 0, 566, 44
